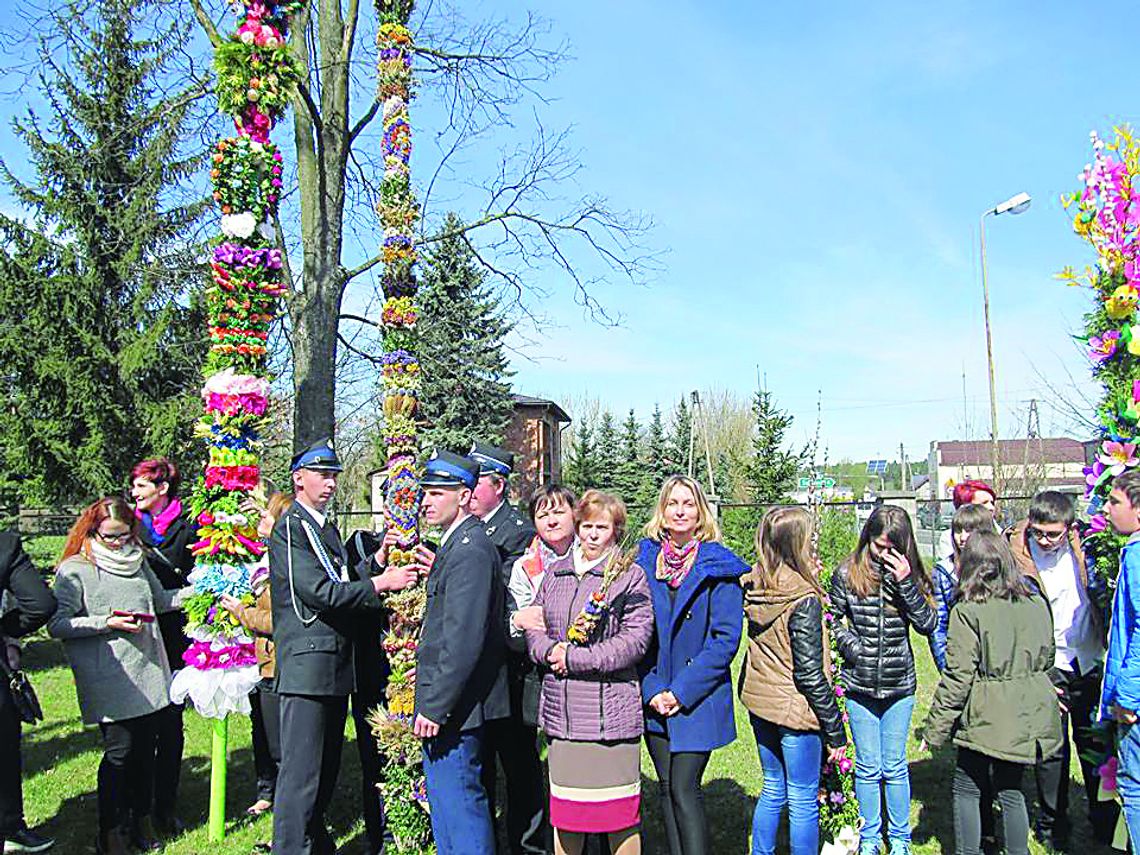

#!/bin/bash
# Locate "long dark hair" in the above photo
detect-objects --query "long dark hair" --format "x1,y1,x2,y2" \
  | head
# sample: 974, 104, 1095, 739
956, 531, 1031, 603
847, 505, 931, 599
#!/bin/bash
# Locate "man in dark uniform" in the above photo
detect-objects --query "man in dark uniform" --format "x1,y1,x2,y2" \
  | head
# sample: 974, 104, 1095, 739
414, 450, 509, 855
344, 527, 392, 855
270, 439, 418, 855
0, 532, 56, 854
467, 442, 545, 854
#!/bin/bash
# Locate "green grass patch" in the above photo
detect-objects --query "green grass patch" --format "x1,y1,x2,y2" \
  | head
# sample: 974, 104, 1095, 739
16, 536, 1117, 853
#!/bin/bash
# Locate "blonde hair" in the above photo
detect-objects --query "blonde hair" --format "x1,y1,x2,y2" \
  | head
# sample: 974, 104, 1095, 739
266, 492, 294, 526
644, 475, 721, 542
754, 506, 823, 598
576, 489, 628, 544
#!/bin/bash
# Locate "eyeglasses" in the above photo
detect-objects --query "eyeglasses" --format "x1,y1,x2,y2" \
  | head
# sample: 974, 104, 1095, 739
1028, 526, 1068, 543
96, 531, 132, 544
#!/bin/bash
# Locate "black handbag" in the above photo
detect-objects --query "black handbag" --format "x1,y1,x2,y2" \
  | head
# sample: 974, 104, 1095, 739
0, 653, 43, 724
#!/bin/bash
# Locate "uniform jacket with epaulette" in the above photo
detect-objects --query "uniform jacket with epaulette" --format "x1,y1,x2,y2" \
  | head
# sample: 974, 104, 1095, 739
483, 501, 536, 588
269, 502, 383, 696
415, 514, 509, 731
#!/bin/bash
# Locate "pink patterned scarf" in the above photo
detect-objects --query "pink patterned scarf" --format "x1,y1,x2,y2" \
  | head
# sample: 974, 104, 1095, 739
656, 538, 700, 589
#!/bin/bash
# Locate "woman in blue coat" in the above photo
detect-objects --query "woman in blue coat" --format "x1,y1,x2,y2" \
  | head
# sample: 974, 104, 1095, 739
639, 475, 747, 855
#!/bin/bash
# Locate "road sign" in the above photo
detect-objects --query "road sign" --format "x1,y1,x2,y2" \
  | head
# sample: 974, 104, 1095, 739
799, 476, 837, 489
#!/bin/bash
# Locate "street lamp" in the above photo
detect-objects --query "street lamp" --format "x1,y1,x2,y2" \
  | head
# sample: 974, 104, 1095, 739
979, 191, 1031, 492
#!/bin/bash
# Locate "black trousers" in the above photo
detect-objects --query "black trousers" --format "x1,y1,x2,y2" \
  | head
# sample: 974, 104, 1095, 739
954, 748, 1030, 855
98, 710, 163, 833
0, 679, 25, 840
156, 613, 186, 821
351, 686, 388, 855
273, 694, 347, 855
251, 681, 281, 803
1034, 665, 1115, 842
481, 662, 546, 855
152, 703, 183, 821
645, 732, 711, 855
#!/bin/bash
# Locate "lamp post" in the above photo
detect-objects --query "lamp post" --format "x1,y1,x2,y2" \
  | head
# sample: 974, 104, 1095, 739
979, 191, 1031, 493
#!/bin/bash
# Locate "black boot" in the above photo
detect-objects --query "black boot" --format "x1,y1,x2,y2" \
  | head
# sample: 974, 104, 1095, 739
129, 815, 161, 851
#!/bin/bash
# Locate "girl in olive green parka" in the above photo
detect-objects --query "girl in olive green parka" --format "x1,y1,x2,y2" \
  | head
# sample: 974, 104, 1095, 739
922, 531, 1062, 855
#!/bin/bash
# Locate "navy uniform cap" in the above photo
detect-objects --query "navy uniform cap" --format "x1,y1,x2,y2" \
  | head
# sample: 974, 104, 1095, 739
469, 441, 514, 476
291, 437, 344, 473
420, 450, 479, 489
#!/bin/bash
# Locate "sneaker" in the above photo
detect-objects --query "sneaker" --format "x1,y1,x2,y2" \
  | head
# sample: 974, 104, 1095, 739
4, 827, 55, 853
888, 840, 912, 855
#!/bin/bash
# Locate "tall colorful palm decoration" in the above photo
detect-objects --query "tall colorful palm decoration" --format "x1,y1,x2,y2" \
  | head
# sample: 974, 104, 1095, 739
1061, 126, 1139, 850
366, 1, 433, 851
169, 0, 305, 840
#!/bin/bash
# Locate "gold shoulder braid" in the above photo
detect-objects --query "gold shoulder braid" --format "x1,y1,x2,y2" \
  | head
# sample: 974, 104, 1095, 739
566, 548, 637, 645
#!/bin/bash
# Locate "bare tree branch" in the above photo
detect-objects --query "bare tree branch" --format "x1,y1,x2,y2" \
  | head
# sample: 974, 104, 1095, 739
338, 332, 382, 364
188, 0, 223, 48
348, 97, 381, 143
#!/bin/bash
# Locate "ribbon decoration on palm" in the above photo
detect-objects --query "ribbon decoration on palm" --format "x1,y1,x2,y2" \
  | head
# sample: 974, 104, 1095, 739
169, 0, 305, 840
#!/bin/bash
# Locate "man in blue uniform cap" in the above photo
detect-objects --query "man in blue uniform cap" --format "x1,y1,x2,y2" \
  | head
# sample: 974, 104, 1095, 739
271, 438, 419, 855
467, 441, 545, 854
414, 450, 509, 854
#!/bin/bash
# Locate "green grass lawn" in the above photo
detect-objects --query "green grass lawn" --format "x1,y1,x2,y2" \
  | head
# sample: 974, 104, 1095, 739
15, 536, 1118, 852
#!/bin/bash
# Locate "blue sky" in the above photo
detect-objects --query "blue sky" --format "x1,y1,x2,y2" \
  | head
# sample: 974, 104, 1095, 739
434, 0, 1114, 462
0, 0, 1122, 462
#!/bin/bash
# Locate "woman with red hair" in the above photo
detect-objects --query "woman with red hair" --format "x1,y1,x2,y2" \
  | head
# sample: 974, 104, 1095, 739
48, 498, 187, 855
129, 457, 195, 835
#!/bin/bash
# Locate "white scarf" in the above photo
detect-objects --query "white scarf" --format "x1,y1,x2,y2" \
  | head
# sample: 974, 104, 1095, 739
89, 541, 145, 577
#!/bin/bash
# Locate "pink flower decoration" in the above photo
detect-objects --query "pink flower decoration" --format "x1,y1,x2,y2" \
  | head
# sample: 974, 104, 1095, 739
839, 757, 854, 774
1099, 440, 1139, 476
1099, 756, 1118, 792
1088, 513, 1108, 534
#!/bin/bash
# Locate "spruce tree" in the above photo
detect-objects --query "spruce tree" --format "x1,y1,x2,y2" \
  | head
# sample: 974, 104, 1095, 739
665, 396, 692, 475
416, 212, 515, 453
638, 403, 669, 504
0, 0, 208, 504
563, 414, 598, 494
595, 410, 620, 493
744, 387, 804, 503
612, 408, 642, 503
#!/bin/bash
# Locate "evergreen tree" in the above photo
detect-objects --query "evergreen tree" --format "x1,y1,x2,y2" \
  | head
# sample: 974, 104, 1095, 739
744, 387, 804, 503
416, 212, 515, 453
665, 396, 692, 476
0, 0, 208, 503
638, 403, 670, 504
563, 414, 599, 494
612, 408, 642, 503
595, 410, 620, 493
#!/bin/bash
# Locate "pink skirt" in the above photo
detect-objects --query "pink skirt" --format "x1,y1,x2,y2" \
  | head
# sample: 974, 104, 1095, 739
548, 738, 640, 833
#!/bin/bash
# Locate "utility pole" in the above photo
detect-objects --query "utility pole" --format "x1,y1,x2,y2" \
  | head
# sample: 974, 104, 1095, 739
899, 443, 907, 490
686, 390, 720, 511
961, 365, 969, 439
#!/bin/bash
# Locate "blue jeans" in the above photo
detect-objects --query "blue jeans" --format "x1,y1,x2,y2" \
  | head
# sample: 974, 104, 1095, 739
1119, 722, 1140, 847
749, 715, 822, 855
846, 693, 916, 846
422, 725, 494, 855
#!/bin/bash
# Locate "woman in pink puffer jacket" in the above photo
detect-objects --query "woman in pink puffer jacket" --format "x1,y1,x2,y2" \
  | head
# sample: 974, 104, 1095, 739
526, 490, 654, 855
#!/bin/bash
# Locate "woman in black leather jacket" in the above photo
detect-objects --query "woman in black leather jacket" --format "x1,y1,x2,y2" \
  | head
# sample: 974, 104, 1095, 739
740, 507, 847, 855
830, 505, 935, 855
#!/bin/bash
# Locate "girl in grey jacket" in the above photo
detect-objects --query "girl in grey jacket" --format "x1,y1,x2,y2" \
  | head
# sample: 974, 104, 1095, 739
48, 497, 185, 855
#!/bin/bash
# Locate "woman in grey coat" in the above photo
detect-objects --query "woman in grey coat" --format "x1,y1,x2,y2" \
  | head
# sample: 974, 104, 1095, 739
48, 497, 185, 855
526, 490, 654, 855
